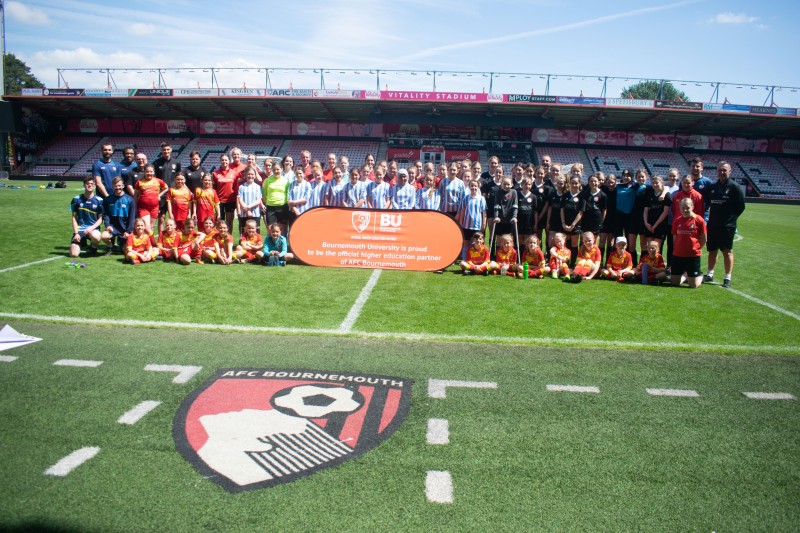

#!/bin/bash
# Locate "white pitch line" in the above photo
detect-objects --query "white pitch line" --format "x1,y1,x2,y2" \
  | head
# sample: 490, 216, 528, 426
427, 419, 450, 445
44, 447, 100, 477
117, 400, 162, 425
547, 384, 600, 393
0, 255, 62, 274
743, 392, 796, 400
425, 471, 453, 503
428, 379, 498, 399
0, 355, 18, 362
338, 269, 382, 333
54, 359, 103, 367
144, 364, 203, 384
0, 311, 798, 354
722, 286, 800, 322
646, 388, 700, 397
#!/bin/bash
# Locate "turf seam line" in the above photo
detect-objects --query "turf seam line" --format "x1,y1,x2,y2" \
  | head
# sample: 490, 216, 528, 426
44, 447, 100, 477
53, 359, 103, 367
144, 364, 203, 384
338, 269, 382, 333
0, 355, 18, 362
721, 286, 800, 322
742, 392, 796, 400
1, 312, 798, 354
0, 255, 62, 274
427, 419, 449, 445
428, 379, 498, 399
425, 471, 453, 504
118, 400, 162, 425
646, 388, 700, 397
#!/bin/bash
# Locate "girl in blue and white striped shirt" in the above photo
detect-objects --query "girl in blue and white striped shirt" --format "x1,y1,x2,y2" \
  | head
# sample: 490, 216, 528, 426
325, 167, 348, 207
343, 168, 367, 208
439, 161, 466, 217
415, 172, 441, 211
366, 167, 391, 209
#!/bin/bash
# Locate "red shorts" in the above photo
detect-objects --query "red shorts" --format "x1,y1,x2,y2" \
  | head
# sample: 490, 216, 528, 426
137, 204, 159, 219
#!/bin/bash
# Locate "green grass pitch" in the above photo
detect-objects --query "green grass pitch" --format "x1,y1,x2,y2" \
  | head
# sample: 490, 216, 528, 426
0, 181, 797, 531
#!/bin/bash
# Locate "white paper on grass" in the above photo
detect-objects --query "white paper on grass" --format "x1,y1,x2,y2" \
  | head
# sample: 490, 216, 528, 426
0, 324, 42, 352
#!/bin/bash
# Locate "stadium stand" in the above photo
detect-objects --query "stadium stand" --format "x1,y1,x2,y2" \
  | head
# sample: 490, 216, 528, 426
733, 156, 800, 199
275, 139, 381, 168
585, 148, 690, 178
535, 147, 592, 172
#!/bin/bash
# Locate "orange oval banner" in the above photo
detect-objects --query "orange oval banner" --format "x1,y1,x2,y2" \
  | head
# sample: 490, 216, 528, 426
290, 208, 463, 271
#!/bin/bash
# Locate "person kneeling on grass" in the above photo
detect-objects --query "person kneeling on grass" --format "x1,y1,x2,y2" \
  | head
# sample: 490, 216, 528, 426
670, 197, 706, 289
601, 236, 635, 282
126, 218, 156, 265
460, 232, 490, 275
263, 223, 294, 266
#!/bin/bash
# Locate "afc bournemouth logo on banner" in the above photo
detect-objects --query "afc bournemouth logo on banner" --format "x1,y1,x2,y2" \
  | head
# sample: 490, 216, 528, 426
352, 211, 371, 233
173, 369, 412, 493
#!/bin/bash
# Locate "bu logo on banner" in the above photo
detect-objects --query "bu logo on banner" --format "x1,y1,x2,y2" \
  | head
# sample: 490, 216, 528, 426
173, 369, 412, 493
352, 211, 371, 233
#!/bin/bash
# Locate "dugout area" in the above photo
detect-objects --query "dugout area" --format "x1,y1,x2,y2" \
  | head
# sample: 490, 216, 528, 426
0, 322, 798, 531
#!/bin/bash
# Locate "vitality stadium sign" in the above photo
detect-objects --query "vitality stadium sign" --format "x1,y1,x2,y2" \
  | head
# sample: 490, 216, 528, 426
174, 369, 412, 493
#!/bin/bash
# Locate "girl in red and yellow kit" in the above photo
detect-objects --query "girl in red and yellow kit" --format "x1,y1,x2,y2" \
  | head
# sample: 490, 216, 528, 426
489, 234, 519, 277
213, 220, 235, 265
156, 219, 180, 262
176, 217, 203, 265
125, 218, 156, 264
459, 232, 490, 275
549, 232, 571, 279
521, 235, 547, 279
198, 217, 218, 264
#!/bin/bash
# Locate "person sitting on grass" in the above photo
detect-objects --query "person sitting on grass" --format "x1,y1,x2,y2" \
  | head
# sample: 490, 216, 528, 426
198, 217, 218, 265
634, 240, 667, 284
459, 231, 490, 275
549, 232, 571, 280
489, 234, 520, 277
213, 220, 235, 265
176, 218, 203, 265
601, 236, 634, 282
571, 231, 602, 281
156, 219, 180, 262
70, 176, 104, 258
263, 223, 294, 266
520, 235, 547, 279
235, 219, 265, 264
125, 218, 156, 265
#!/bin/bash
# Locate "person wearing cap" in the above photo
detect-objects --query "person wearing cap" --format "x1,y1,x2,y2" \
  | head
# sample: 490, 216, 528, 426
601, 236, 634, 281
703, 161, 745, 289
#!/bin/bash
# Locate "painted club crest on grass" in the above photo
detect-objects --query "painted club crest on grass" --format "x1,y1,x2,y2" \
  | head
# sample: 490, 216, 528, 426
174, 369, 412, 493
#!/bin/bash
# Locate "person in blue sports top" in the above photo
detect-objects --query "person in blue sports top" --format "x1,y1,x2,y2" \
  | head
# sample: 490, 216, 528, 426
101, 176, 136, 255
92, 143, 121, 198
70, 176, 104, 257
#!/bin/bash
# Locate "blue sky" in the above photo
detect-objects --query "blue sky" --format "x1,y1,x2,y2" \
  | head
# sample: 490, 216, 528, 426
5, 0, 800, 107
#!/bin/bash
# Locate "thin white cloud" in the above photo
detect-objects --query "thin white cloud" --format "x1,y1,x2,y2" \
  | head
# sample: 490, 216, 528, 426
711, 12, 759, 25
6, 1, 52, 25
128, 23, 156, 36
395, 0, 701, 63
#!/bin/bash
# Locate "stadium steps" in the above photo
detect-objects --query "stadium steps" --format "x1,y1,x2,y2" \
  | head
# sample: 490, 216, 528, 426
376, 141, 388, 162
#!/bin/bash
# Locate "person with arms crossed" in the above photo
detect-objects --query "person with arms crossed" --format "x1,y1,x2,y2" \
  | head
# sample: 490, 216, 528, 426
70, 176, 104, 257
92, 143, 121, 198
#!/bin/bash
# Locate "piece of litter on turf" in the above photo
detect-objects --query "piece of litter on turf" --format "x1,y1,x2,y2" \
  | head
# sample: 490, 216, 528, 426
426, 471, 453, 503
428, 379, 497, 399
144, 364, 203, 384
117, 400, 162, 425
427, 419, 449, 445
44, 447, 100, 477
54, 359, 103, 367
0, 355, 18, 362
0, 324, 42, 353
546, 384, 600, 393
743, 392, 796, 400
646, 388, 700, 397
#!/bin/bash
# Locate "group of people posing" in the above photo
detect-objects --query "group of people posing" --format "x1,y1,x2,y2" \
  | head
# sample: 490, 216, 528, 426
70, 142, 745, 287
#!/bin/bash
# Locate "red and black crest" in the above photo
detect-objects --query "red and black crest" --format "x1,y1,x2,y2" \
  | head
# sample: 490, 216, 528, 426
173, 369, 412, 493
